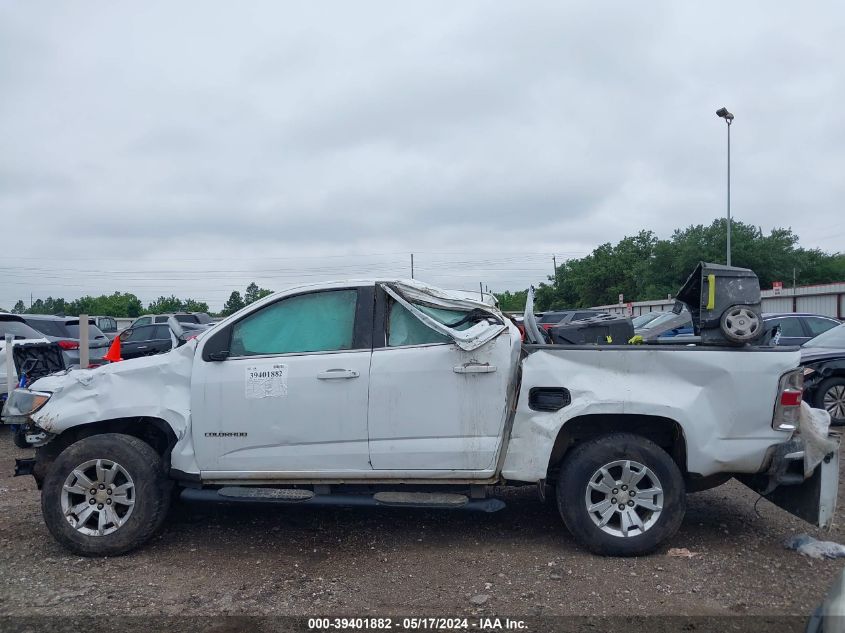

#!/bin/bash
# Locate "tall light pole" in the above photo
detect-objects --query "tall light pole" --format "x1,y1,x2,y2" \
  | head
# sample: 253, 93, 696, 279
716, 107, 734, 266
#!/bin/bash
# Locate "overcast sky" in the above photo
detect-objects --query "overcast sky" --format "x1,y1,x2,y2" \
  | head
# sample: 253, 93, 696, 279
1, 2, 843, 311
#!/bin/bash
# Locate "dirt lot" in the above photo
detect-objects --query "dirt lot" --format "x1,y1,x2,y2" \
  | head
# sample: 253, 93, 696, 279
1, 430, 844, 628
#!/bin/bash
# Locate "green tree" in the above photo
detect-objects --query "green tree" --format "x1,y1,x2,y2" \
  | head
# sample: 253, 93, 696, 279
12, 300, 26, 314
244, 282, 273, 305
494, 289, 528, 312
528, 218, 845, 310
182, 298, 210, 313
221, 291, 245, 316
145, 295, 207, 314
146, 295, 184, 314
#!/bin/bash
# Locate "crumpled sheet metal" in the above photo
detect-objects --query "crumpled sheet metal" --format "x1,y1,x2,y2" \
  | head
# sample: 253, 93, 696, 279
28, 341, 196, 439
501, 345, 803, 481
798, 401, 838, 477
382, 283, 507, 352
388, 280, 497, 309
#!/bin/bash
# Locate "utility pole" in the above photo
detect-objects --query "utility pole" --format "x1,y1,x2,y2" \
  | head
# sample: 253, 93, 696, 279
552, 255, 557, 278
410, 253, 414, 279
716, 107, 734, 266
479, 282, 484, 301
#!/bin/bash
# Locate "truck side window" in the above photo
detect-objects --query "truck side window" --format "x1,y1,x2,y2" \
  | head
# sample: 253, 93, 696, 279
387, 301, 450, 347
230, 290, 358, 356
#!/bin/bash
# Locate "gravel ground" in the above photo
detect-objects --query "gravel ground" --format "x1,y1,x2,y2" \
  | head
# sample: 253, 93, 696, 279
1, 430, 844, 625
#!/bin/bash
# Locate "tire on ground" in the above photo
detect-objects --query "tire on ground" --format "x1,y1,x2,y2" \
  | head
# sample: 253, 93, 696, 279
556, 432, 686, 556
814, 377, 845, 426
41, 433, 171, 556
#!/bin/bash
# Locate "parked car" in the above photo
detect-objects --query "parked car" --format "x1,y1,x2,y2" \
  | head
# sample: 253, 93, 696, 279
90, 316, 120, 341
20, 315, 110, 367
646, 311, 841, 346
3, 278, 834, 558
129, 312, 213, 329
801, 323, 845, 425
118, 319, 208, 360
762, 313, 840, 346
537, 309, 609, 332
0, 315, 49, 396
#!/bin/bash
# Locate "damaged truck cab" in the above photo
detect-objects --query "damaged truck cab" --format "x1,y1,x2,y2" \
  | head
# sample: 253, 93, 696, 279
2, 279, 839, 557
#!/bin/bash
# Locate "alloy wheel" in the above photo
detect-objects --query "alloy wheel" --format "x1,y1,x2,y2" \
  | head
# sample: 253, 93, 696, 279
584, 459, 664, 538
60, 458, 135, 536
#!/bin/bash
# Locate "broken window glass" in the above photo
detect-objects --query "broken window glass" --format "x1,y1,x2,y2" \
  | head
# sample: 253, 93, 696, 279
413, 304, 474, 331
388, 302, 450, 347
231, 290, 357, 356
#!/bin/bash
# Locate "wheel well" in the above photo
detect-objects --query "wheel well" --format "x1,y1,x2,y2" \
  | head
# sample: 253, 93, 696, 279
545, 414, 687, 480
33, 417, 177, 486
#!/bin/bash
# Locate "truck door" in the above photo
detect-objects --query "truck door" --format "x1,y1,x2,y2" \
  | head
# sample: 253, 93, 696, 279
191, 286, 374, 474
366, 285, 517, 472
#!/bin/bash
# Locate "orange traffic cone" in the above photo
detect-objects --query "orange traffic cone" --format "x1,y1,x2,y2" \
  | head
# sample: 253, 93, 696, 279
103, 337, 123, 363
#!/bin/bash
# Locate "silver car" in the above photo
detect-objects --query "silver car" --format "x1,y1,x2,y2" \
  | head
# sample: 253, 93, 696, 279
20, 315, 110, 367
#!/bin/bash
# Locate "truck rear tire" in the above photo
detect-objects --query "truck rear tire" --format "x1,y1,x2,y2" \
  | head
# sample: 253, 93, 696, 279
556, 433, 685, 556
41, 433, 171, 556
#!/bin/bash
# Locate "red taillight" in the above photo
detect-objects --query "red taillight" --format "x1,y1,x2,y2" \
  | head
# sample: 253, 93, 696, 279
57, 340, 79, 350
773, 369, 804, 431
780, 389, 802, 407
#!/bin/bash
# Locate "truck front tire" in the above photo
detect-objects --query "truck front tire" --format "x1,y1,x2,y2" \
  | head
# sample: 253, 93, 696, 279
556, 433, 686, 556
41, 433, 171, 556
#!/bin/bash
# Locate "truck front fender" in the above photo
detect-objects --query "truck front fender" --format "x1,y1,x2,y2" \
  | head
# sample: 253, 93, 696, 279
27, 342, 195, 441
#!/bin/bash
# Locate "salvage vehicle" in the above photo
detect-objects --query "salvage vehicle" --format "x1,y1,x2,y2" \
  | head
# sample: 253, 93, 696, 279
129, 312, 214, 329
118, 318, 208, 360
2, 276, 839, 557
20, 315, 110, 367
802, 323, 845, 425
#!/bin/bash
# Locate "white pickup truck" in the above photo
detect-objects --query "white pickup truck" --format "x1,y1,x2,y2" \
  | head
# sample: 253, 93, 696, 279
2, 279, 838, 557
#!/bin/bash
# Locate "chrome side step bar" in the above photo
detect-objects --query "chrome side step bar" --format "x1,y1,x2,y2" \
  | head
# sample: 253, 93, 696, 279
180, 487, 506, 513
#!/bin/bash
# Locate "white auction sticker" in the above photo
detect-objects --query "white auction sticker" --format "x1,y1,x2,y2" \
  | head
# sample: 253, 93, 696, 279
245, 364, 288, 399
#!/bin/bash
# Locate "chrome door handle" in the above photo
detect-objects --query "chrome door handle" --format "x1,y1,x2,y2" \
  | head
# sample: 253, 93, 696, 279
317, 369, 360, 379
453, 362, 497, 374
